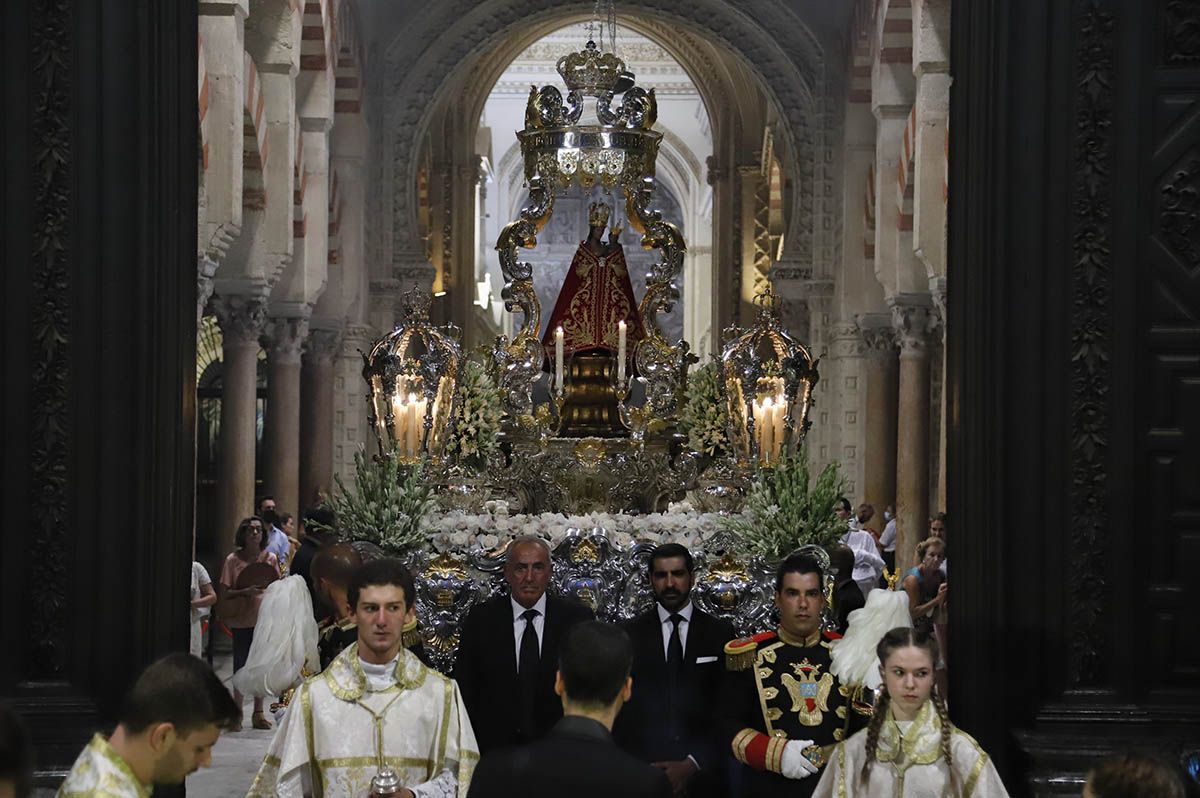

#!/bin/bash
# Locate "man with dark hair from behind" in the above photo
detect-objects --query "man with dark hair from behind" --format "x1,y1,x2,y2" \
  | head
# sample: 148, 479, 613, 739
57, 653, 239, 796
1084, 752, 1191, 798
828, 544, 865, 634
468, 621, 671, 798
0, 702, 33, 798
289, 503, 338, 598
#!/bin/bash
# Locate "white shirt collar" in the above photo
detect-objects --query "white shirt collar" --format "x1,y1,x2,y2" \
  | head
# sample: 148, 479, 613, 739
656, 600, 694, 624
511, 592, 548, 621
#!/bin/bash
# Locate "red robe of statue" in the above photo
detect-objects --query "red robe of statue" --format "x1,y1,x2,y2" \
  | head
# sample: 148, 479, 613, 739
542, 240, 646, 356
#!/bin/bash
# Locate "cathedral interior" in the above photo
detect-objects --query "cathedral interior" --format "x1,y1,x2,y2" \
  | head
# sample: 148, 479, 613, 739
1, 0, 1198, 794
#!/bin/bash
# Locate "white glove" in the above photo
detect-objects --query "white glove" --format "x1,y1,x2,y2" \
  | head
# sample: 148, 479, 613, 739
780, 739, 819, 779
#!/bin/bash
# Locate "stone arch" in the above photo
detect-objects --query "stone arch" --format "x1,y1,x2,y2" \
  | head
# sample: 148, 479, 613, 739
374, 0, 831, 279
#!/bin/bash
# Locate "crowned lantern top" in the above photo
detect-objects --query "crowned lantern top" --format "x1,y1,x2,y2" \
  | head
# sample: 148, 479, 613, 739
556, 40, 627, 96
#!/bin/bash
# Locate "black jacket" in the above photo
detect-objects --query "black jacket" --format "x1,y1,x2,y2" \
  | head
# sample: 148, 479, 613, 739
613, 603, 734, 796
452, 593, 593, 752
467, 715, 671, 798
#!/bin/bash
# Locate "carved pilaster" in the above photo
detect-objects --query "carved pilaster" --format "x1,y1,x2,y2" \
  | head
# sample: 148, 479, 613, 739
212, 294, 267, 347
829, 321, 863, 358
858, 316, 897, 360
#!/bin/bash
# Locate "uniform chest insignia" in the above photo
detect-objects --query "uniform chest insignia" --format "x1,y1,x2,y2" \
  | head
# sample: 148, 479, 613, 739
780, 658, 833, 726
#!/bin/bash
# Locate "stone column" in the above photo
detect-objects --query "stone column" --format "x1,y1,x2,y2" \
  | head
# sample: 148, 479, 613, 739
261, 315, 309, 515
858, 314, 898, 514
891, 297, 934, 572
300, 327, 341, 509
829, 322, 866, 497
932, 281, 948, 515
334, 324, 377, 486
213, 294, 266, 559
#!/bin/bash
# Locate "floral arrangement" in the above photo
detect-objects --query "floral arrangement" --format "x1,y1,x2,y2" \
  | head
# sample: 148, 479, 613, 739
678, 360, 732, 458
321, 448, 435, 553
443, 353, 503, 468
420, 500, 731, 554
720, 450, 847, 560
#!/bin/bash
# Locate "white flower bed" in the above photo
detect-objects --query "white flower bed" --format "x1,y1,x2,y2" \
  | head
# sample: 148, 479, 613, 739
420, 500, 737, 553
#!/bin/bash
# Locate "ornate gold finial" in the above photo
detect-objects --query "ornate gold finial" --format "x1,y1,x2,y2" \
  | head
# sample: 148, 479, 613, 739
883, 567, 901, 591
556, 40, 626, 96
588, 201, 612, 228
400, 286, 432, 321
752, 283, 782, 320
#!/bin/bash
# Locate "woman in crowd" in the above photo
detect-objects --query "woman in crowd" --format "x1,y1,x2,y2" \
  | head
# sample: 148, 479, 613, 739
218, 516, 280, 730
813, 627, 1008, 796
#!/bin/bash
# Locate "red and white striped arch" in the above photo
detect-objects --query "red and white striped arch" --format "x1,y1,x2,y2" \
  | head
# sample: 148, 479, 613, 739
896, 104, 916, 232
243, 54, 268, 210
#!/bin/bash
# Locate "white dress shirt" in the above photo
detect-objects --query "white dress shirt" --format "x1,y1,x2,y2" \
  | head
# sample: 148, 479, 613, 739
880, 518, 897, 553
511, 593, 547, 670
657, 600, 694, 659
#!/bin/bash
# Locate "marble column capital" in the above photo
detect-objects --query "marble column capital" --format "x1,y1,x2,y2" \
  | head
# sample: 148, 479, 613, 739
341, 324, 377, 353
856, 313, 897, 359
212, 294, 267, 347
262, 315, 311, 364
889, 296, 936, 355
303, 327, 343, 364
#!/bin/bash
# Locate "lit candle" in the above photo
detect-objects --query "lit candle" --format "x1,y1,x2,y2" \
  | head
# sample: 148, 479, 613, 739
617, 320, 627, 385
761, 397, 775, 465
392, 392, 406, 451
773, 396, 786, 459
406, 393, 419, 456
554, 326, 564, 393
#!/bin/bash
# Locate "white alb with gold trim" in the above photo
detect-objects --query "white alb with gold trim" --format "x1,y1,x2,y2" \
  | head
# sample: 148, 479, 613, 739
247, 644, 479, 797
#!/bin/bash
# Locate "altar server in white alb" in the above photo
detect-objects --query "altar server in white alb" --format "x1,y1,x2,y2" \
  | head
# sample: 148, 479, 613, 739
248, 558, 479, 797
813, 626, 1009, 797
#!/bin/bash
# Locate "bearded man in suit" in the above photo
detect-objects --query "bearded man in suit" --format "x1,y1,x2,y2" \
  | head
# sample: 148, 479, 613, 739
453, 536, 594, 753
614, 543, 735, 797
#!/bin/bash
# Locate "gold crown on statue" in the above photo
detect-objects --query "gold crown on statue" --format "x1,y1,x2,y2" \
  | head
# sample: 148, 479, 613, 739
557, 40, 626, 95
588, 201, 612, 228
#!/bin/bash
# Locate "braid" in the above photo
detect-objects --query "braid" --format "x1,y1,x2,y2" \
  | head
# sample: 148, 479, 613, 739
933, 690, 959, 796
858, 689, 889, 786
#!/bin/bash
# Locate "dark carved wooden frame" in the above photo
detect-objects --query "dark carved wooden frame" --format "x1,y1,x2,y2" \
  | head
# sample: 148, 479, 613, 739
1, 0, 198, 783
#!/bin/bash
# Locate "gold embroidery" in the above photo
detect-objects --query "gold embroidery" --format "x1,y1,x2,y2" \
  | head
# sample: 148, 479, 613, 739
762, 686, 779, 700
765, 707, 783, 722
834, 728, 844, 741
780, 660, 833, 726
962, 732, 990, 796
731, 728, 757, 764
760, 648, 778, 664
302, 682, 323, 798
836, 706, 847, 719
435, 677, 452, 771
752, 641, 785, 735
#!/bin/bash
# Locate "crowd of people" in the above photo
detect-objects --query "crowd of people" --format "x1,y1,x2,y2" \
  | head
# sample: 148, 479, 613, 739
0, 495, 1196, 797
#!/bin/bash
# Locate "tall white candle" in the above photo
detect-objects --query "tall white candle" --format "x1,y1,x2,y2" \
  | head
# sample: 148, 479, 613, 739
392, 392, 406, 451
406, 393, 419, 456
617, 320, 627, 385
554, 326, 565, 393
761, 397, 775, 465
773, 397, 786, 460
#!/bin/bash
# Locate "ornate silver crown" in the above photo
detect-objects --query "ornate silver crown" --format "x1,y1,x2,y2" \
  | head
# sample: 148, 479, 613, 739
556, 40, 626, 96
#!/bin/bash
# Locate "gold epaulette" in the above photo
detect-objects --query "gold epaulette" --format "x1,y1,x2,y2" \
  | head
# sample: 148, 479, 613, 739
402, 616, 425, 649
724, 631, 777, 671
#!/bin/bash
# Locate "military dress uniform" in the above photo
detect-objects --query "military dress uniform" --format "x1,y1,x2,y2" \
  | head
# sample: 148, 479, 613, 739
719, 628, 870, 798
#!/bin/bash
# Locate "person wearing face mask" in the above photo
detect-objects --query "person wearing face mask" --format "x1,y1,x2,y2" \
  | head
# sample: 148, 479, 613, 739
613, 544, 735, 797
812, 627, 1008, 796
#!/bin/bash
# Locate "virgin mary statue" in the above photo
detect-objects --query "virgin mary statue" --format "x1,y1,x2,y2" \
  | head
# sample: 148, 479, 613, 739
541, 201, 645, 358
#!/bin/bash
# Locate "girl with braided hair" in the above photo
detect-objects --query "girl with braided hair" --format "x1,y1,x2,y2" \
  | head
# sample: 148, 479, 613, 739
812, 627, 1009, 797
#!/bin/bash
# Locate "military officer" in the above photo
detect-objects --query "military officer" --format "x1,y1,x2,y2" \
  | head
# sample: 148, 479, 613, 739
718, 552, 869, 798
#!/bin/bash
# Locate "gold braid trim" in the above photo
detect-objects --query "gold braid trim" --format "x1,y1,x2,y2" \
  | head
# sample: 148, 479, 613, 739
724, 638, 758, 671
402, 616, 425, 649
765, 737, 788, 775
961, 732, 990, 797
731, 728, 757, 764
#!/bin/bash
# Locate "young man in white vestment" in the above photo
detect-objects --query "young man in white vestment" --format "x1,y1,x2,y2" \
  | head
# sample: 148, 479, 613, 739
248, 558, 479, 797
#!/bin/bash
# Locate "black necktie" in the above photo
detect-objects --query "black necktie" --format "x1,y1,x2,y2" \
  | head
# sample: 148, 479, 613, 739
667, 613, 684, 673
518, 608, 541, 738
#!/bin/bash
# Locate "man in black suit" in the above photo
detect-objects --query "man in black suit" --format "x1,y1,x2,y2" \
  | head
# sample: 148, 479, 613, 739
614, 543, 735, 797
467, 621, 671, 798
453, 536, 594, 753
